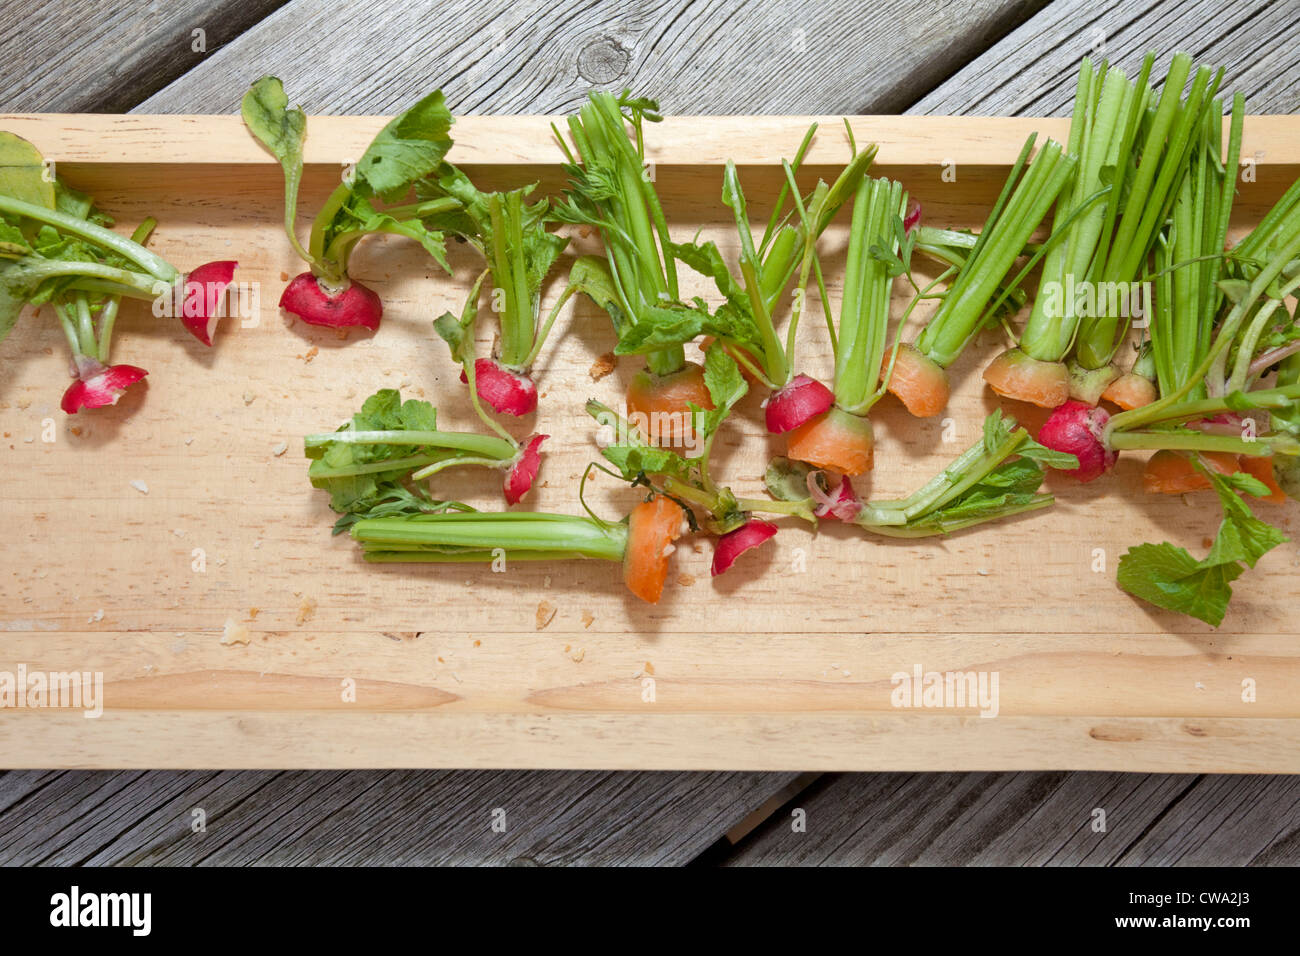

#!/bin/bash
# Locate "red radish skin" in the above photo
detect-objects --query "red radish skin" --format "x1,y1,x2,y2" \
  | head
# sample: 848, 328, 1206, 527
711, 519, 778, 576
180, 260, 238, 346
903, 200, 922, 233
279, 272, 382, 331
764, 374, 835, 434
459, 358, 538, 416
60, 360, 148, 414
1037, 400, 1117, 482
503, 434, 547, 505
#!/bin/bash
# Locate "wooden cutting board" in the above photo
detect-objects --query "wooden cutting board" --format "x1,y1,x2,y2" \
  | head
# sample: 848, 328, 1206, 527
2, 114, 1299, 771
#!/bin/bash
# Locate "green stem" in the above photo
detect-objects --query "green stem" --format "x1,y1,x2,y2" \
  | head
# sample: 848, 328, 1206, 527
0, 196, 177, 281
303, 429, 517, 460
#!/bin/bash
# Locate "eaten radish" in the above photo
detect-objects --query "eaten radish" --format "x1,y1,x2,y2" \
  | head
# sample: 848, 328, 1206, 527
1036, 401, 1118, 482
303, 389, 542, 529
711, 519, 778, 576
243, 76, 457, 332
0, 131, 237, 414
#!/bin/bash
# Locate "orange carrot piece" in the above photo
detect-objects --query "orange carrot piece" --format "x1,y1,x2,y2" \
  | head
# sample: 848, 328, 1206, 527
1237, 454, 1288, 504
623, 497, 686, 604
1101, 372, 1158, 410
626, 361, 713, 445
884, 344, 949, 417
1142, 449, 1240, 495
785, 407, 875, 475
982, 349, 1070, 408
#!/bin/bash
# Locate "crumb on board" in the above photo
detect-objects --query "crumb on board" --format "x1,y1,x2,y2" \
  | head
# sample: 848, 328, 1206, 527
279, 271, 289, 282
536, 599, 557, 630
129, 479, 149, 495
644, 661, 655, 675
87, 609, 104, 624
581, 609, 594, 629
295, 593, 318, 625
677, 573, 695, 587
243, 392, 257, 406
271, 441, 288, 457
221, 618, 252, 646
589, 352, 617, 381
248, 608, 261, 620
299, 347, 319, 363
569, 647, 586, 663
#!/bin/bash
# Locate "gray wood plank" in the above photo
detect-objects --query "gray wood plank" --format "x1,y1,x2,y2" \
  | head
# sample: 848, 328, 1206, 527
1115, 775, 1300, 866
0, 769, 796, 865
134, 0, 1043, 115
0, 0, 288, 112
909, 0, 1300, 115
722, 772, 1300, 865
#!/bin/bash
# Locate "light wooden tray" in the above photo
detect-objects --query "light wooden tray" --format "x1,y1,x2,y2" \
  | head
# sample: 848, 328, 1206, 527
2, 114, 1299, 771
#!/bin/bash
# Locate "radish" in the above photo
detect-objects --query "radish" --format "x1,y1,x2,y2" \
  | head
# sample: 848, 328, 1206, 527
711, 519, 778, 576
243, 77, 458, 334
458, 359, 538, 417
764, 375, 834, 434
304, 389, 543, 520
279, 272, 381, 331
554, 95, 868, 442
503, 434, 547, 505
61, 358, 148, 414
427, 178, 573, 415
181, 260, 239, 345
0, 132, 237, 414
1036, 401, 1117, 482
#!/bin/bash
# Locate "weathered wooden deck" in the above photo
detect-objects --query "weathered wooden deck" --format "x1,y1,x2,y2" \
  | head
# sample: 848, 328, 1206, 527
2, 0, 1298, 865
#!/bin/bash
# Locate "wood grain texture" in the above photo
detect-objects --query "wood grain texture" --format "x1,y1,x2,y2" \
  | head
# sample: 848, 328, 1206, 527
723, 771, 1300, 865
8, 113, 1300, 168
1, 118, 1298, 771
0, 0, 287, 113
132, 0, 1044, 115
909, 0, 1300, 116
0, 768, 793, 865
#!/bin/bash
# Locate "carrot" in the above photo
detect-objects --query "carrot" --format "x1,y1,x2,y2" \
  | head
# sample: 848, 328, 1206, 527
785, 407, 875, 475
623, 496, 686, 604
626, 361, 714, 445
1101, 372, 1158, 410
982, 348, 1070, 408
884, 344, 949, 418
1142, 449, 1240, 494
1237, 454, 1288, 504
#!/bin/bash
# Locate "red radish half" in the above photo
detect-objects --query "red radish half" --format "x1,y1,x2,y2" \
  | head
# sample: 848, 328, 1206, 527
61, 359, 148, 414
460, 357, 538, 416
1036, 400, 1117, 482
764, 374, 834, 434
503, 434, 547, 505
181, 260, 238, 346
711, 519, 778, 576
279, 272, 382, 331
